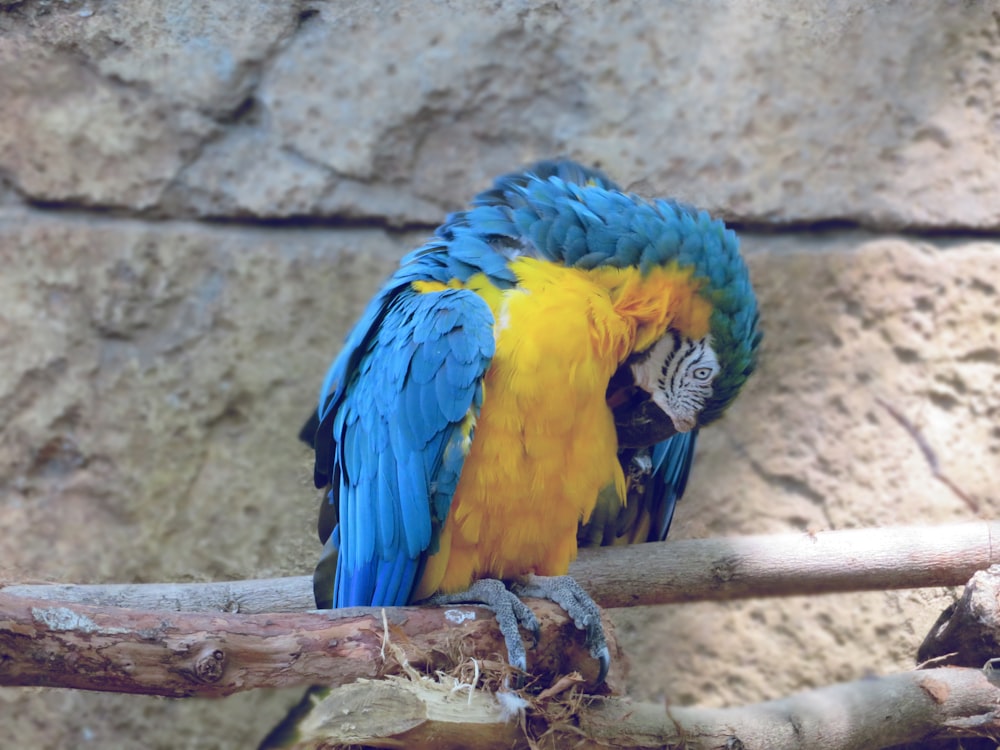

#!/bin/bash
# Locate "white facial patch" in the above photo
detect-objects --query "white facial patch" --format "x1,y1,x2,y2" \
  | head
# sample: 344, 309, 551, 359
630, 332, 719, 433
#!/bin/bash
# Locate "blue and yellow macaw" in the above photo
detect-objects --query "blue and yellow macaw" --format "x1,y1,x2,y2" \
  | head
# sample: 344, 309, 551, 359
301, 160, 759, 679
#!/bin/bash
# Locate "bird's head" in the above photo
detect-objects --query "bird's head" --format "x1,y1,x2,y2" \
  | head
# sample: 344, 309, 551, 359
574, 196, 761, 448
621, 330, 720, 435
465, 160, 761, 447
607, 205, 761, 446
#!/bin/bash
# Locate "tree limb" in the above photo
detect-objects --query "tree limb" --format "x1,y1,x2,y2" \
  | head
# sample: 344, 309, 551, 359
0, 593, 619, 696
3, 523, 1000, 748
3, 522, 995, 614
280, 667, 1000, 750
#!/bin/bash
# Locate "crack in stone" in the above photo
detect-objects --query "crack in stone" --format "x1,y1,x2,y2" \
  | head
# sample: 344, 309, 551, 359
5, 201, 1000, 241
0, 203, 436, 235
727, 218, 1000, 241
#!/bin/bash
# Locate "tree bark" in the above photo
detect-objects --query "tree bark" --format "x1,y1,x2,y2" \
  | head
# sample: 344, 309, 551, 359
918, 563, 1000, 668
3, 522, 995, 614
0, 593, 618, 696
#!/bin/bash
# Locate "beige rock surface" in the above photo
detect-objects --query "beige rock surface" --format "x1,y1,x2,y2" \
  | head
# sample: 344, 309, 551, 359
2, 2, 998, 226
0, 214, 411, 585
1, 1, 998, 748
0, 1, 298, 210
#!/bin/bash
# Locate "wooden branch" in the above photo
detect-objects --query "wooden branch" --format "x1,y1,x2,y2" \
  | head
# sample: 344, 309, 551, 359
0, 576, 309, 616
919, 563, 1000, 668
3, 522, 997, 613
279, 667, 1000, 750
576, 521, 998, 608
0, 593, 620, 696
4, 523, 1000, 749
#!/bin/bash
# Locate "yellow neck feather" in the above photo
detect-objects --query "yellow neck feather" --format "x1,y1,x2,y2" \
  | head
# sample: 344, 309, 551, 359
500, 258, 713, 366
581, 263, 713, 354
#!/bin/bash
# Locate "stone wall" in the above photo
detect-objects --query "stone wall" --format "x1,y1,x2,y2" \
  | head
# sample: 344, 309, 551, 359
1, 2, 998, 747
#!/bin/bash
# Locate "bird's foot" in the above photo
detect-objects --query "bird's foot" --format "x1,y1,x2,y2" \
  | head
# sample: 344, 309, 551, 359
431, 575, 609, 683
511, 574, 610, 683
428, 578, 540, 674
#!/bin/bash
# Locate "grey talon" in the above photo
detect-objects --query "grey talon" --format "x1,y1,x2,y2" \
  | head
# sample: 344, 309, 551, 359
596, 645, 611, 684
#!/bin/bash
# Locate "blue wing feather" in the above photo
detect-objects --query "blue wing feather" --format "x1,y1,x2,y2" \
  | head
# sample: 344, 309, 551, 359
442, 351, 479, 389
648, 430, 699, 542
376, 452, 399, 550
372, 549, 419, 605
314, 283, 495, 608
397, 450, 431, 557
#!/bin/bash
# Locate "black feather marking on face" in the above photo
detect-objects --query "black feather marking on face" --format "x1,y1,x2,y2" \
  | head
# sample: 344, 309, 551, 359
629, 332, 720, 434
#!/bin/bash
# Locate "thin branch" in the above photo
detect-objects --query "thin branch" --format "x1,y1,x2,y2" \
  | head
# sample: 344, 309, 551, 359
3, 522, 997, 613
0, 593, 617, 696
279, 667, 1000, 750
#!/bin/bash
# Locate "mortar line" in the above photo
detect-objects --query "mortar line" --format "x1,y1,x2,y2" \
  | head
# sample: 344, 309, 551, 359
2, 202, 1000, 242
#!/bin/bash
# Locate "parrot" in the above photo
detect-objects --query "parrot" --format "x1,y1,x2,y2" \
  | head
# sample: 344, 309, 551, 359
300, 160, 760, 681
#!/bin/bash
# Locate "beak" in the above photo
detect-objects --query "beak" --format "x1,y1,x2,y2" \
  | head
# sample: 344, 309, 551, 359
613, 395, 679, 447
607, 366, 679, 448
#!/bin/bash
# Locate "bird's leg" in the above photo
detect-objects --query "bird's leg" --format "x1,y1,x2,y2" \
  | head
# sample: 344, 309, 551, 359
427, 578, 540, 674
511, 574, 610, 683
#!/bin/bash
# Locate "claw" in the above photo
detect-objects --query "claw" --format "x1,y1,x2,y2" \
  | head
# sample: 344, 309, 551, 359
595, 644, 610, 684
512, 573, 610, 682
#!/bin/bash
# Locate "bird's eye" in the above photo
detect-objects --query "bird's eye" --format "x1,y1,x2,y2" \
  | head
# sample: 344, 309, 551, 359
691, 367, 714, 381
